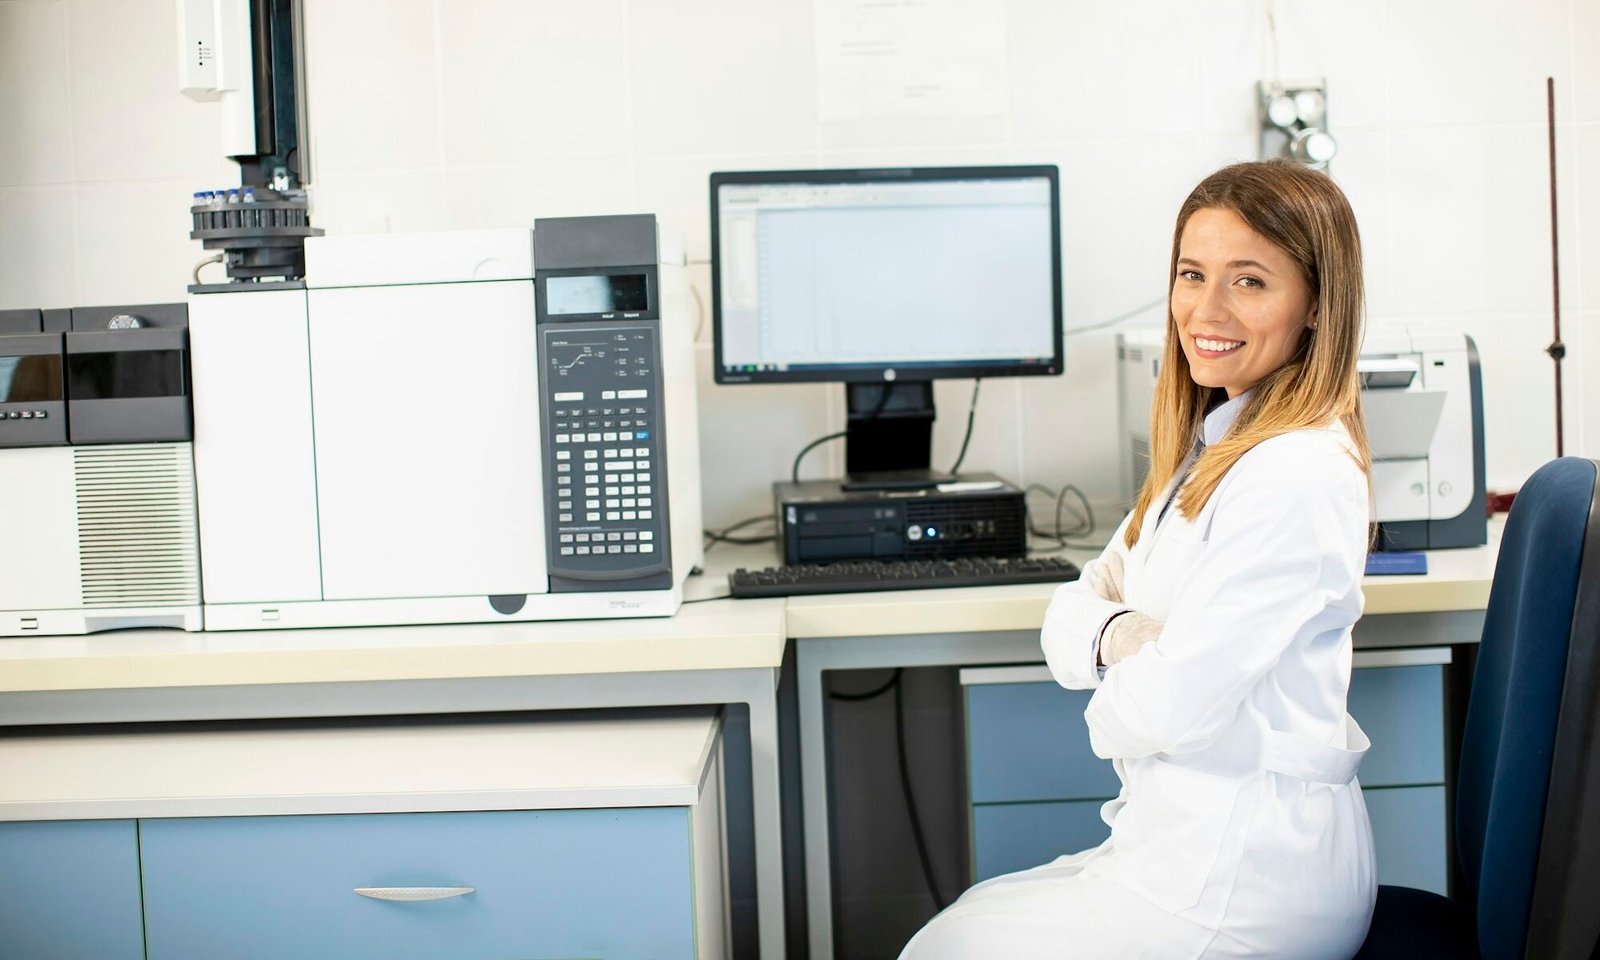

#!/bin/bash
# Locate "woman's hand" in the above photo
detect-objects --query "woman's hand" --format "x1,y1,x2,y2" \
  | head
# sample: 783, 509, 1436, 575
1088, 553, 1125, 604
1100, 611, 1163, 667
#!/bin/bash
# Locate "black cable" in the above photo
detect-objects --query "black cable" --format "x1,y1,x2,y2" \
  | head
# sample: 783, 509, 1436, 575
1062, 296, 1167, 337
703, 514, 777, 551
680, 592, 732, 604
946, 378, 982, 476
1023, 483, 1099, 550
791, 382, 895, 484
893, 672, 949, 911
1055, 484, 1094, 541
828, 668, 901, 701
790, 430, 849, 485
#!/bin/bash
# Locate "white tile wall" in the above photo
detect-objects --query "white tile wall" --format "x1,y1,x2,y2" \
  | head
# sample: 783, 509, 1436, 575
1577, 124, 1600, 312
1578, 311, 1599, 457
301, 0, 442, 175
0, 186, 76, 305
1576, 1, 1600, 121
628, 0, 817, 158
1383, 0, 1573, 127
1, 0, 1596, 519
309, 166, 449, 236
438, 0, 630, 165
1007, 0, 1204, 142
1322, 128, 1395, 313
0, 1, 72, 187
1383, 123, 1579, 319
66, 0, 223, 183
445, 159, 636, 229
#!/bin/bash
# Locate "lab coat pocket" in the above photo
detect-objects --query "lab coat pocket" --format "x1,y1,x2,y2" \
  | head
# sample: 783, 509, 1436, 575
1105, 758, 1246, 914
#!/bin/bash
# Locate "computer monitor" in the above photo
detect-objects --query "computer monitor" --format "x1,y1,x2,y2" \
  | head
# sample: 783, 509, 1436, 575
710, 165, 1063, 487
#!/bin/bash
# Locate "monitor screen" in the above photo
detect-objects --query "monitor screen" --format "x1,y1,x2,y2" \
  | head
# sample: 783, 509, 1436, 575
711, 166, 1062, 384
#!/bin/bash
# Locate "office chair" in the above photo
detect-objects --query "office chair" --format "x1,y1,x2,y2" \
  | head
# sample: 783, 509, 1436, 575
1356, 457, 1600, 960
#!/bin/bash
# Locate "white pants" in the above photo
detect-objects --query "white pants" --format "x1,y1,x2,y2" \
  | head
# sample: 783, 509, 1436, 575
899, 838, 1371, 960
898, 847, 1219, 960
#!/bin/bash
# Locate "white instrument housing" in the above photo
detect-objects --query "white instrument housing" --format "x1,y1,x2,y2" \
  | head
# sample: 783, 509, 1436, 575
189, 225, 703, 630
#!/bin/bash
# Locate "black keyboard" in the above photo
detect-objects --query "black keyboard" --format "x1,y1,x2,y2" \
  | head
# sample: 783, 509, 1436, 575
727, 555, 1081, 598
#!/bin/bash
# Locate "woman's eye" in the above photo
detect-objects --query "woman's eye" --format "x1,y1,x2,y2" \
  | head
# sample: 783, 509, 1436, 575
1179, 269, 1203, 282
1236, 275, 1263, 288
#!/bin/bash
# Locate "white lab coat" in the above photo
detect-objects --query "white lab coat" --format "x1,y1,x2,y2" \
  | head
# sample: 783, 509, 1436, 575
902, 399, 1377, 959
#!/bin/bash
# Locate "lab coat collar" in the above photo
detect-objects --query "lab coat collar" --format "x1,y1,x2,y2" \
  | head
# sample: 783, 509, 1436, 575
1201, 391, 1252, 447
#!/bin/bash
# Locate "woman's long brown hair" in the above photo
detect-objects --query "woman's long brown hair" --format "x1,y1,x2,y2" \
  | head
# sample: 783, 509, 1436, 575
1125, 160, 1372, 549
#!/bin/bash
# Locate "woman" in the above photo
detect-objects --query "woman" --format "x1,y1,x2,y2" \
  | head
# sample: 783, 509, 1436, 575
901, 160, 1376, 959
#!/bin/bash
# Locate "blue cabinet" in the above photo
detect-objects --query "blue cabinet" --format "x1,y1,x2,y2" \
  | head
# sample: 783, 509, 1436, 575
962, 659, 1450, 891
0, 819, 145, 960
0, 712, 727, 960
971, 799, 1109, 881
140, 808, 700, 960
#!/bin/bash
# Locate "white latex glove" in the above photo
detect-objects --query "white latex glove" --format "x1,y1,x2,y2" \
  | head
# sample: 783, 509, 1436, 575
1099, 611, 1163, 667
1087, 552, 1125, 604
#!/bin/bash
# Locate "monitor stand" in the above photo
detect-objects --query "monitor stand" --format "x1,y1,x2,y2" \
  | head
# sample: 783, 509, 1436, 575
839, 381, 955, 491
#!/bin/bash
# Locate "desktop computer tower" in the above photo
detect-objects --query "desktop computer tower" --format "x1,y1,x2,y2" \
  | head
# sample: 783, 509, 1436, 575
774, 473, 1027, 565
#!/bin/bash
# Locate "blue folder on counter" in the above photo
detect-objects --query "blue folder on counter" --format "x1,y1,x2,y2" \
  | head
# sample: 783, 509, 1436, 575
1365, 552, 1428, 576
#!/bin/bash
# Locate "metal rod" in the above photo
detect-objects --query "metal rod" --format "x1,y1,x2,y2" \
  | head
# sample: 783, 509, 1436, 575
1547, 76, 1565, 458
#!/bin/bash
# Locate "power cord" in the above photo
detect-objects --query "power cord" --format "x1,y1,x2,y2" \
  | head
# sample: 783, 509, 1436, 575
826, 669, 949, 911
893, 672, 950, 911
1062, 296, 1166, 337
703, 514, 777, 551
192, 253, 226, 286
791, 383, 894, 484
946, 379, 982, 476
1024, 483, 1099, 552
828, 668, 901, 701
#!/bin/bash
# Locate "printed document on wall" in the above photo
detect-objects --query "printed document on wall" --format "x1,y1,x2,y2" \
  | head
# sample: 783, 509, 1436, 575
815, 0, 1008, 121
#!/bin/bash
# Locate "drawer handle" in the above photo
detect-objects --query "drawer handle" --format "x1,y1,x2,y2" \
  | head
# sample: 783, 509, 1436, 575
354, 886, 475, 902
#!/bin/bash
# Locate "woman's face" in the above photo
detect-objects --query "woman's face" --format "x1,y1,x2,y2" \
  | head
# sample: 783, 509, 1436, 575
1171, 207, 1315, 399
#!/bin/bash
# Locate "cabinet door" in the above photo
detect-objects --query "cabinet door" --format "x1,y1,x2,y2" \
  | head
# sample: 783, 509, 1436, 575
140, 808, 696, 960
1347, 664, 1446, 787
0, 820, 145, 960
1365, 786, 1448, 894
971, 800, 1110, 883
965, 682, 1119, 803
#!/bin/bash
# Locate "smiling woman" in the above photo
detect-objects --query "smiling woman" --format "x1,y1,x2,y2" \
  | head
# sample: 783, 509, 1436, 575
899, 161, 1379, 960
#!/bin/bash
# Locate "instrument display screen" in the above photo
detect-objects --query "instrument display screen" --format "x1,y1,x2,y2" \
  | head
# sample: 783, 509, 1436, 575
0, 355, 63, 403
546, 274, 649, 315
67, 350, 185, 400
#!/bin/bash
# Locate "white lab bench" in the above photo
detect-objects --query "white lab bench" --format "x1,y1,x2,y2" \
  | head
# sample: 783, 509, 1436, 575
0, 593, 788, 959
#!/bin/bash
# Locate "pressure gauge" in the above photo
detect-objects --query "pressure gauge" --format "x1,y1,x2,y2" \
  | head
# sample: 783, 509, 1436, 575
1290, 129, 1338, 165
1294, 89, 1326, 125
1266, 94, 1299, 129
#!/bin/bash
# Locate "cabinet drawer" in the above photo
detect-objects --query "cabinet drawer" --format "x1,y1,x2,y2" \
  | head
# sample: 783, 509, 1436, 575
964, 682, 1119, 803
1347, 665, 1446, 787
1366, 785, 1448, 895
140, 807, 698, 960
0, 819, 145, 960
971, 800, 1111, 883
965, 662, 1446, 802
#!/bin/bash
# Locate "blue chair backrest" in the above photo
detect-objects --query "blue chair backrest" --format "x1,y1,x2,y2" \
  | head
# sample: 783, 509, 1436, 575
1455, 457, 1598, 960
